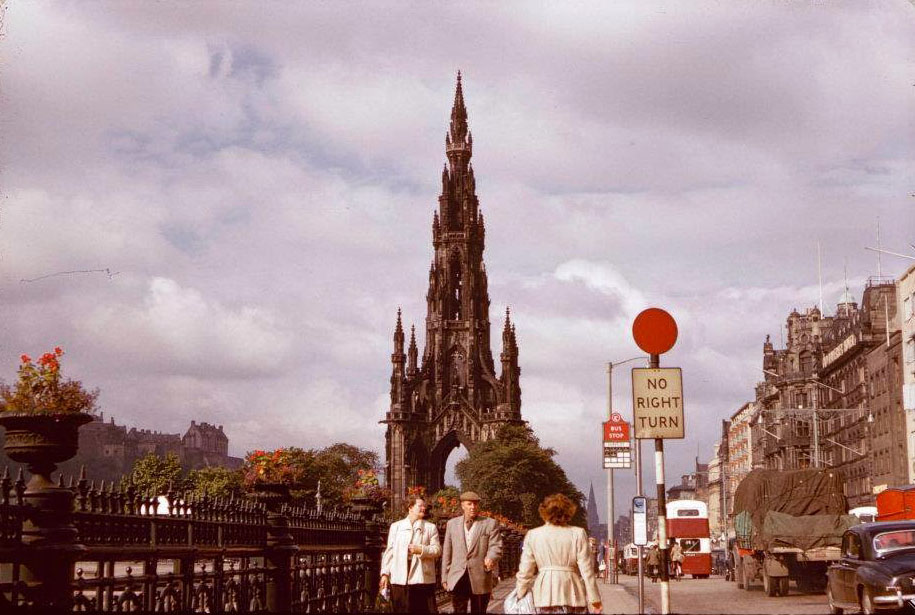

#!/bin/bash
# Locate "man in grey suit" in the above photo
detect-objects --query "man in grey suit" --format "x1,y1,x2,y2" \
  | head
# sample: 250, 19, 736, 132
441, 491, 503, 613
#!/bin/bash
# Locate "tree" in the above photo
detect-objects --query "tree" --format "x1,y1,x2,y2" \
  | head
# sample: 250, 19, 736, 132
456, 424, 586, 528
121, 452, 187, 495
187, 466, 244, 499
241, 442, 380, 509
305, 443, 379, 507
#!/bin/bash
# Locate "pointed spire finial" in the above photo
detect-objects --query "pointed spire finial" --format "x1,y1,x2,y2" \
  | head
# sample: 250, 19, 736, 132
447, 71, 470, 161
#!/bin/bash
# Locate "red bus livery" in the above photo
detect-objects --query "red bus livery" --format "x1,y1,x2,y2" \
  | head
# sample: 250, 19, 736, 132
666, 499, 712, 579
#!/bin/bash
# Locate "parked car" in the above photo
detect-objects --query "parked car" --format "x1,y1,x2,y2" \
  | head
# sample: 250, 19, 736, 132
826, 521, 915, 614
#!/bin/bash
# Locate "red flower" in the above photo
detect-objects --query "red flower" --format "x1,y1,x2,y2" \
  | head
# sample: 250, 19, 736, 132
20, 354, 31, 364
54, 347, 63, 356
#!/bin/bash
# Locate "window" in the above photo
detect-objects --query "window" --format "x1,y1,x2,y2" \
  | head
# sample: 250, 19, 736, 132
844, 534, 861, 559
874, 530, 915, 553
906, 338, 915, 365
905, 295, 913, 320
680, 538, 701, 553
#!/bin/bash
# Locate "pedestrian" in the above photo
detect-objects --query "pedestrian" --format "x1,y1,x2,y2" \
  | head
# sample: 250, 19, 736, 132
514, 493, 602, 614
670, 540, 683, 581
589, 537, 600, 576
646, 544, 660, 582
441, 491, 503, 614
596, 539, 608, 580
379, 496, 441, 613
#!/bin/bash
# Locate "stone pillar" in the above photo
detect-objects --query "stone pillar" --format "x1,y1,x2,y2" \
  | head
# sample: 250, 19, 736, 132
248, 483, 298, 613
265, 510, 297, 612
350, 497, 385, 611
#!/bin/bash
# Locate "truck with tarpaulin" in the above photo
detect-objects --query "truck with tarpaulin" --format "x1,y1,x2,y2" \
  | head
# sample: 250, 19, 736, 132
731, 468, 860, 597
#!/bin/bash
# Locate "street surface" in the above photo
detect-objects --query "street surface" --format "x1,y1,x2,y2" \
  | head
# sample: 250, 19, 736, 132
609, 573, 833, 614
444, 572, 836, 613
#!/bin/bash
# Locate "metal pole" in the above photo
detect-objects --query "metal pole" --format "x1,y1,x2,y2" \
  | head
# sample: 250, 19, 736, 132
812, 388, 820, 468
635, 435, 644, 614
607, 362, 617, 585
650, 353, 671, 615
633, 358, 647, 614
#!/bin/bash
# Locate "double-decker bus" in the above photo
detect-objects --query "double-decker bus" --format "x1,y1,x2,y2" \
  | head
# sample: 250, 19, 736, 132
666, 499, 712, 579
622, 543, 640, 575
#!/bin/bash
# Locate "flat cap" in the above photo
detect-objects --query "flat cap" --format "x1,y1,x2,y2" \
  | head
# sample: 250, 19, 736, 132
459, 491, 481, 502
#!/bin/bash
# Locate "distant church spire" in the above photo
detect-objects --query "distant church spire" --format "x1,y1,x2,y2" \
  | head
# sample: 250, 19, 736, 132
587, 482, 601, 537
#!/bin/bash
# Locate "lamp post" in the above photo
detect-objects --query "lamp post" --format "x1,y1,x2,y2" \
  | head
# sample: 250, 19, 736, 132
606, 356, 647, 586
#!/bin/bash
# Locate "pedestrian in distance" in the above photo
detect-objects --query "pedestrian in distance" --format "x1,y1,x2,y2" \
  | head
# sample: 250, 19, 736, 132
646, 544, 660, 582
441, 491, 503, 614
589, 537, 600, 578
597, 539, 609, 581
379, 496, 441, 613
669, 540, 684, 581
514, 493, 602, 614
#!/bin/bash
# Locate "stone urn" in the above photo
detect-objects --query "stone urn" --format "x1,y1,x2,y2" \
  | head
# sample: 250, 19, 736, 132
0, 411, 92, 493
349, 494, 383, 521
247, 482, 292, 513
0, 412, 92, 543
0, 411, 91, 609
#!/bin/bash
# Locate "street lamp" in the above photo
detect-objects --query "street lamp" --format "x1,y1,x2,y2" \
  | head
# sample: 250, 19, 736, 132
606, 356, 648, 586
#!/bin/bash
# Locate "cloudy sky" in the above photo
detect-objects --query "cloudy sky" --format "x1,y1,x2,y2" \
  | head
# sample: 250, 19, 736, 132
2, 1, 914, 521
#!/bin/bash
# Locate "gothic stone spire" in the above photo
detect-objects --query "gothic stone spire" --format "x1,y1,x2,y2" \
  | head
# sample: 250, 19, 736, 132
385, 74, 522, 511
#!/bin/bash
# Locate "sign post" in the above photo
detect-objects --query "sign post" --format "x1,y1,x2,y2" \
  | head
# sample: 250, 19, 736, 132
602, 411, 630, 586
631, 308, 680, 615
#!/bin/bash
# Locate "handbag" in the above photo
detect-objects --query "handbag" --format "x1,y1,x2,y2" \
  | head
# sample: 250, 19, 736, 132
598, 561, 607, 571
503, 588, 535, 615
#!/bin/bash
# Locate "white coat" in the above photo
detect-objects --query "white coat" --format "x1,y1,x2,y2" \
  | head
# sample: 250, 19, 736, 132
380, 517, 441, 586
515, 524, 601, 608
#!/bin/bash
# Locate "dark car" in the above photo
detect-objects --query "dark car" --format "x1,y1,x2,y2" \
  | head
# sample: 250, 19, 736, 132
827, 521, 915, 614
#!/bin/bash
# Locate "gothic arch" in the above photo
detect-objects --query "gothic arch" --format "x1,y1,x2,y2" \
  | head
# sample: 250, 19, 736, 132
429, 429, 470, 495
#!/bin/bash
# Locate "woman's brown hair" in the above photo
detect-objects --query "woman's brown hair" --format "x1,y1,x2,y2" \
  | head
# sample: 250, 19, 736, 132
538, 493, 576, 525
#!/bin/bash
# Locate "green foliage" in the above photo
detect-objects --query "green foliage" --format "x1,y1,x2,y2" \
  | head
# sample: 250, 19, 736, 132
187, 466, 244, 499
456, 424, 586, 528
120, 442, 379, 509
240, 442, 380, 509
244, 447, 311, 487
306, 443, 379, 506
121, 452, 187, 495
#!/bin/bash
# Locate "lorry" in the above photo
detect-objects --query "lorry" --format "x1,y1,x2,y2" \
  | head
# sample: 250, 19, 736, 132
731, 468, 860, 597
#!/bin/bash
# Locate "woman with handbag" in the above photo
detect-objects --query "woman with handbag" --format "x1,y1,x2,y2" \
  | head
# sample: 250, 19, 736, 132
512, 494, 602, 614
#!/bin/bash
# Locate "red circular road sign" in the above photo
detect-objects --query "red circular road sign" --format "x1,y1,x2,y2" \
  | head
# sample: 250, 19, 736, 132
632, 308, 678, 355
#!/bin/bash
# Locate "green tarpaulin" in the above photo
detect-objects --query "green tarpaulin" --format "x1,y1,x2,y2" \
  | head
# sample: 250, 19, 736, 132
732, 468, 854, 551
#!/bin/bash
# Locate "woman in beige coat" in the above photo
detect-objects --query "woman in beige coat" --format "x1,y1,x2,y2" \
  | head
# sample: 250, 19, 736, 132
515, 494, 602, 614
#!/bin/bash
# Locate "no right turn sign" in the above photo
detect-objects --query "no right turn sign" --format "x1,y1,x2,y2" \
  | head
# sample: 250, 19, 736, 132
632, 367, 684, 439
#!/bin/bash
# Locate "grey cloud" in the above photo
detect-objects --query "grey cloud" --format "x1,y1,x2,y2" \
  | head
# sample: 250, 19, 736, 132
2, 1, 914, 519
